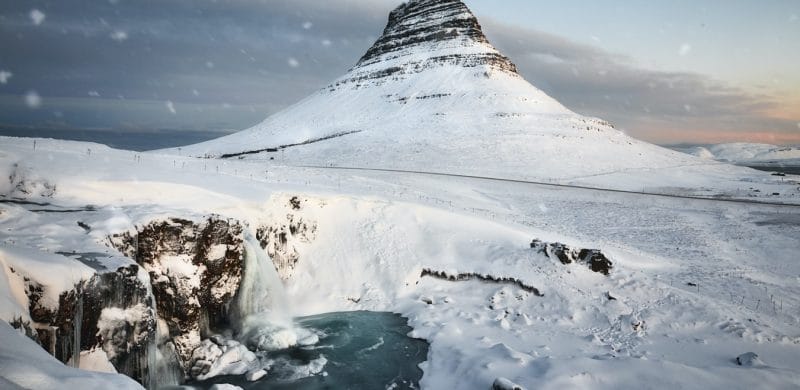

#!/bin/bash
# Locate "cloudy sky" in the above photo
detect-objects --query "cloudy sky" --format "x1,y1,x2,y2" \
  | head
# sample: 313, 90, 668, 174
0, 0, 798, 148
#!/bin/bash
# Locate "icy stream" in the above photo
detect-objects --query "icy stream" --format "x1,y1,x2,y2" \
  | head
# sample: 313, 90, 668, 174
181, 235, 429, 389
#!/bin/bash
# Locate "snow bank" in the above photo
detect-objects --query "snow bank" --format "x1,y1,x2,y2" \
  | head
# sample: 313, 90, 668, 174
0, 246, 95, 315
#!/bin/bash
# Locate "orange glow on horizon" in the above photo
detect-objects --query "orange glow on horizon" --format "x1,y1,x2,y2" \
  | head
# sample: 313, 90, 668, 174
633, 128, 800, 145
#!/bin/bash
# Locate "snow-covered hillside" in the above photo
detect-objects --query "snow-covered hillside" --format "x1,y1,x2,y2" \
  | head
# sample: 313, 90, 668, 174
2, 136, 800, 389
682, 143, 800, 165
167, 0, 759, 191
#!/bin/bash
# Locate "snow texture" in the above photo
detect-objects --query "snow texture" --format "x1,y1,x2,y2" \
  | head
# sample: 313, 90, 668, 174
1, 130, 800, 389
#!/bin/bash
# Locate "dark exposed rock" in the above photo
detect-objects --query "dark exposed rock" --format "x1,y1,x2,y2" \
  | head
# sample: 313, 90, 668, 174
77, 221, 91, 232
530, 239, 613, 275
736, 352, 763, 367
218, 130, 362, 159
256, 201, 317, 280
289, 196, 302, 210
109, 217, 245, 376
333, 0, 518, 89
24, 278, 52, 323
8, 316, 38, 341
578, 249, 613, 275
421, 268, 543, 296
17, 263, 155, 384
492, 377, 526, 390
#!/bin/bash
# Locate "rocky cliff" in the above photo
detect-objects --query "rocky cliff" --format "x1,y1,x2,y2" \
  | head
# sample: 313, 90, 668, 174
109, 217, 245, 377
7, 216, 248, 386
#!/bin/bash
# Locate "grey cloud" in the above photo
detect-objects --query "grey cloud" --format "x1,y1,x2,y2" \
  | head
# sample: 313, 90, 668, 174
0, 0, 397, 131
480, 20, 798, 142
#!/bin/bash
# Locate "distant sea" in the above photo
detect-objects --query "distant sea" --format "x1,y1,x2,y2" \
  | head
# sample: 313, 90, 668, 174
0, 127, 232, 152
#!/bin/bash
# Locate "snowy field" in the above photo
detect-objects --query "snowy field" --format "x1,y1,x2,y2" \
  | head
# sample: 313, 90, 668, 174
1, 136, 799, 389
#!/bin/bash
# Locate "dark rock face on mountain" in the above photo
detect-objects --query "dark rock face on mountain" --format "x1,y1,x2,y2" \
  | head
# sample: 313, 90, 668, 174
334, 0, 518, 88
530, 239, 613, 275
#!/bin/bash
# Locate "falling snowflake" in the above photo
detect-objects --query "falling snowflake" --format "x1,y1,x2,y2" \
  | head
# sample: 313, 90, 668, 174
110, 30, 128, 42
166, 100, 176, 114
206, 61, 215, 69
88, 91, 100, 97
288, 58, 300, 68
0, 70, 11, 84
679, 43, 692, 56
683, 104, 692, 112
321, 39, 332, 47
29, 9, 45, 25
25, 91, 42, 108
302, 21, 313, 30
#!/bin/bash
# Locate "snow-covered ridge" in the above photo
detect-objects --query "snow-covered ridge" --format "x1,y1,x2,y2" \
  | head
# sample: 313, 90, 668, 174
681, 142, 800, 164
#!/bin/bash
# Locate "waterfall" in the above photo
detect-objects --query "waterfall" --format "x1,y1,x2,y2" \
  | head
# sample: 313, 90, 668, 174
238, 232, 293, 325
236, 232, 298, 351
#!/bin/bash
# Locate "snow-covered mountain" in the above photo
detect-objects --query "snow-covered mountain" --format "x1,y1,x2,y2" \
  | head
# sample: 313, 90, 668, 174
681, 143, 800, 165
173, 0, 714, 185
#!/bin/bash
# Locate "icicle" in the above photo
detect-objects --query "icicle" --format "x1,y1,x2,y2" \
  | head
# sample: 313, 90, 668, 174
48, 326, 57, 356
72, 288, 83, 368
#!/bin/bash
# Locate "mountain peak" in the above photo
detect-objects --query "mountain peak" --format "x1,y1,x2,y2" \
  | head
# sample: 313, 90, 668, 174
338, 0, 518, 87
178, 0, 663, 179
